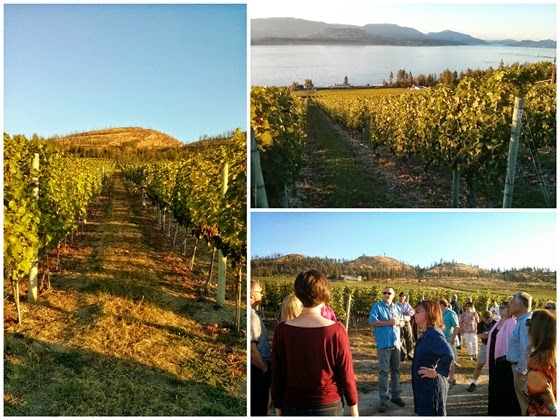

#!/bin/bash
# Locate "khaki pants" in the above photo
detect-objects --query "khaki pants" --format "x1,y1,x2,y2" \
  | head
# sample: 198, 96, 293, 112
512, 365, 529, 416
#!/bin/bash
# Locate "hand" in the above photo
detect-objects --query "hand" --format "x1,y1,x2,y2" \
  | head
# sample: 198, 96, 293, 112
418, 366, 438, 379
388, 318, 399, 326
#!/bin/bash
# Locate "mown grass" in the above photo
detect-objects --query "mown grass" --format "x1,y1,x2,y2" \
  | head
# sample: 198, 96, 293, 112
4, 174, 246, 416
303, 103, 405, 207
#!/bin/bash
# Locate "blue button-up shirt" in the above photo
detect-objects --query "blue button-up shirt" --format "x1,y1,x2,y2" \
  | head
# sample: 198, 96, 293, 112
369, 300, 402, 349
507, 311, 531, 374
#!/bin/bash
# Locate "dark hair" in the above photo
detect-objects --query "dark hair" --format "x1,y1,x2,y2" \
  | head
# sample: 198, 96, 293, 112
417, 300, 443, 329
294, 269, 331, 308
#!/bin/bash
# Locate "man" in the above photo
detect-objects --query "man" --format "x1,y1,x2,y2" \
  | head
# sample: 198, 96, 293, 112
489, 299, 501, 322
450, 294, 463, 348
467, 310, 495, 392
396, 292, 415, 361
439, 299, 459, 386
506, 291, 532, 415
250, 280, 272, 416
369, 287, 406, 413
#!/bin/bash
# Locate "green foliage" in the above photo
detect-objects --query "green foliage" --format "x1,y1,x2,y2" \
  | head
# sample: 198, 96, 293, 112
120, 130, 247, 268
313, 62, 556, 207
4, 133, 113, 283
251, 86, 307, 207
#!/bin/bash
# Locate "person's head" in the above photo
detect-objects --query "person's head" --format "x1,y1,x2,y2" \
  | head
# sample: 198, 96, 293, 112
498, 301, 510, 319
482, 310, 493, 324
398, 292, 406, 303
491, 299, 497, 306
509, 292, 532, 316
279, 294, 303, 322
527, 309, 556, 369
544, 301, 556, 311
415, 300, 443, 330
439, 298, 449, 311
465, 297, 472, 304
294, 269, 330, 308
382, 287, 395, 304
250, 280, 264, 308
451, 294, 457, 302
465, 302, 474, 312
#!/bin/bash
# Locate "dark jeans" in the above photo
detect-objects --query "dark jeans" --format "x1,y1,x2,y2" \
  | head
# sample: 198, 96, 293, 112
282, 400, 344, 416
251, 363, 271, 416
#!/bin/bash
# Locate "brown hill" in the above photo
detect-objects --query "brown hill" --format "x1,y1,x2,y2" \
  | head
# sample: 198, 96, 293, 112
426, 262, 489, 277
50, 127, 183, 149
346, 255, 414, 271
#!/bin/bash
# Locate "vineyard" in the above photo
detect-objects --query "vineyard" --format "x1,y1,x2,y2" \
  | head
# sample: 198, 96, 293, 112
256, 277, 554, 322
251, 62, 556, 208
4, 131, 247, 415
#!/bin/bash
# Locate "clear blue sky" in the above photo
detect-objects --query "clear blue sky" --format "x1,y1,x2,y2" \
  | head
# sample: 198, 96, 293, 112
250, 2, 556, 41
250, 211, 557, 270
4, 4, 247, 143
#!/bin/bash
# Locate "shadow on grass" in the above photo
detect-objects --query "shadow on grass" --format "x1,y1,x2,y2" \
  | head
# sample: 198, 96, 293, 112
4, 333, 246, 416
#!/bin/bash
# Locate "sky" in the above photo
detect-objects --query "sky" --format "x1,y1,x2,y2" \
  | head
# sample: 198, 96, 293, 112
250, 2, 557, 41
250, 211, 557, 270
4, 4, 247, 143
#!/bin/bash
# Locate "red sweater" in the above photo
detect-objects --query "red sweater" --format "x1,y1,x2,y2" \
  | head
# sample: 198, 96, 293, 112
271, 322, 358, 409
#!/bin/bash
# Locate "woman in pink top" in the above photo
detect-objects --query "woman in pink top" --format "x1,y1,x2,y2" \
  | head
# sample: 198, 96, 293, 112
271, 269, 359, 416
459, 302, 480, 359
486, 301, 519, 415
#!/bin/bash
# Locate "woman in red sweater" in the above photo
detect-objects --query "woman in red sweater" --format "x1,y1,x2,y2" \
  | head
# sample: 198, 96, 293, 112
271, 269, 359, 416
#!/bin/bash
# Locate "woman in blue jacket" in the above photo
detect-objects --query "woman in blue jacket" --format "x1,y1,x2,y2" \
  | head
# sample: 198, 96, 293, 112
411, 300, 454, 416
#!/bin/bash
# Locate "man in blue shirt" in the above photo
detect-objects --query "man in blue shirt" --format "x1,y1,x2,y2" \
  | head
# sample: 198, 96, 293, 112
369, 287, 406, 413
506, 291, 532, 415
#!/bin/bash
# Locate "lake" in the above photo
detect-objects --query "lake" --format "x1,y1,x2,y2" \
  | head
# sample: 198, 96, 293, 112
251, 44, 556, 87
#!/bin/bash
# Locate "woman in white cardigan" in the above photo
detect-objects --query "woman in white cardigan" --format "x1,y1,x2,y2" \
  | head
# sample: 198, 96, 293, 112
486, 301, 520, 416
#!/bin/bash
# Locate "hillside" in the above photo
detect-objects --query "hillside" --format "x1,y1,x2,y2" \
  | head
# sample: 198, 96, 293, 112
251, 18, 488, 46
50, 127, 184, 150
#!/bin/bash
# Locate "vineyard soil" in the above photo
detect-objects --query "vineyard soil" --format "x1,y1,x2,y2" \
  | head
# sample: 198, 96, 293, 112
290, 102, 555, 208
4, 173, 246, 416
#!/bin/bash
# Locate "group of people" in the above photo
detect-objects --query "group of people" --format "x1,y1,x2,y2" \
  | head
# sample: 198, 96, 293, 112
250, 270, 556, 416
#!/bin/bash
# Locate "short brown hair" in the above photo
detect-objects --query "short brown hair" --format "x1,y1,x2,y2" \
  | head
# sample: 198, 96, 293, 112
417, 300, 443, 329
482, 310, 492, 319
294, 269, 331, 308
439, 298, 449, 308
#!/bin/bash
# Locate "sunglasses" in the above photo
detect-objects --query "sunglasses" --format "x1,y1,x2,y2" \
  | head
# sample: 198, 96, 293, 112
383, 292, 393, 295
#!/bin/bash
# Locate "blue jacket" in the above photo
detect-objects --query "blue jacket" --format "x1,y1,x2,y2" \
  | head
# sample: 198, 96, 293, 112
411, 327, 454, 416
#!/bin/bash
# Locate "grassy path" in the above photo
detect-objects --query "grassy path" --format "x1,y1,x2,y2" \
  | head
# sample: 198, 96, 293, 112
4, 173, 246, 416
292, 102, 405, 207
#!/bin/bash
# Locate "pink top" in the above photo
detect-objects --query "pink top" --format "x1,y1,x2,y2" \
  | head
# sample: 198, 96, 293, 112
486, 317, 517, 362
321, 305, 337, 321
459, 311, 479, 334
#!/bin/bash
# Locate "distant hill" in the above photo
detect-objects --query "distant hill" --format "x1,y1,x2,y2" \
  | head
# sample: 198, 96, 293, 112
251, 254, 555, 284
252, 18, 555, 48
50, 127, 183, 150
251, 18, 489, 46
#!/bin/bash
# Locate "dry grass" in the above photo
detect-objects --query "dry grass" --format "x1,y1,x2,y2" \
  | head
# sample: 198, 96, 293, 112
4, 172, 246, 416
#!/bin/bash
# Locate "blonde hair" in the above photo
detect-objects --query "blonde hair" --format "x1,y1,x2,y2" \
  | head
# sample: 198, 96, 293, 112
280, 294, 303, 322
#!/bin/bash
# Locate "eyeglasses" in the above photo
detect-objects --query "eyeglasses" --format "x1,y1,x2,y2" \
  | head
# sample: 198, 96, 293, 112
415, 309, 426, 314
545, 306, 554, 310
499, 306, 507, 309
383, 292, 393, 295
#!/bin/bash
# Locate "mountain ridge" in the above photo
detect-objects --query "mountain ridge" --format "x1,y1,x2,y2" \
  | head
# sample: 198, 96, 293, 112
252, 18, 555, 48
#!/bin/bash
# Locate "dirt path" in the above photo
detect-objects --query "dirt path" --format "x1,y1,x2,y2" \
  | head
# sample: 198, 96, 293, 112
4, 173, 246, 416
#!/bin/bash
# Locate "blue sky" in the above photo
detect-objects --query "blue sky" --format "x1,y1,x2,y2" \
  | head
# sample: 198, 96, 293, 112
4, 4, 247, 143
250, 211, 557, 270
250, 2, 556, 41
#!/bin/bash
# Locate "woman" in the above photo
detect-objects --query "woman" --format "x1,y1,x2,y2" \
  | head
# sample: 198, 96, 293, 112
411, 300, 454, 416
486, 301, 519, 416
459, 302, 480, 360
271, 269, 359, 416
524, 309, 556, 416
279, 294, 303, 322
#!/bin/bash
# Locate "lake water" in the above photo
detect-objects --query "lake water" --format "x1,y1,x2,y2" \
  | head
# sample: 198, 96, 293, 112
251, 45, 556, 87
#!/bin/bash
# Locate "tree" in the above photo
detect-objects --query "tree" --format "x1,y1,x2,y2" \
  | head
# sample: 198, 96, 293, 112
344, 75, 349, 86
389, 71, 394, 86
304, 79, 314, 89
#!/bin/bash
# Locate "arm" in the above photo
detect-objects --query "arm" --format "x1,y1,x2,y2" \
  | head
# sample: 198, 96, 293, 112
450, 326, 459, 345
250, 342, 268, 372
348, 404, 359, 416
